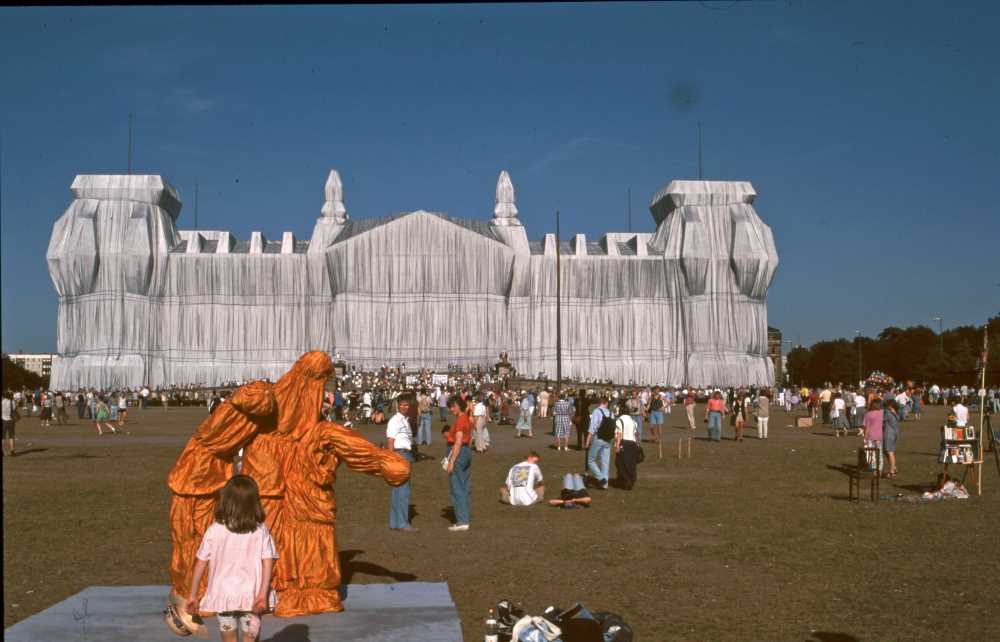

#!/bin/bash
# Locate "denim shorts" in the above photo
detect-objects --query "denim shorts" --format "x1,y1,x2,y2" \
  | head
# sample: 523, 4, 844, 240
650, 411, 664, 424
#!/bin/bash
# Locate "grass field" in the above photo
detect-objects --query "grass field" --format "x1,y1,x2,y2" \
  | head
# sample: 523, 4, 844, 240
4, 403, 999, 641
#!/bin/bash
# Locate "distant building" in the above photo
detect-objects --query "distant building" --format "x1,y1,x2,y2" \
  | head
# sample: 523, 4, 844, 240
767, 327, 783, 385
7, 353, 54, 378
46, 172, 779, 388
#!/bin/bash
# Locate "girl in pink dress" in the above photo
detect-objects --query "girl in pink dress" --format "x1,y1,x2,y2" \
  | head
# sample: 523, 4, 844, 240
187, 475, 279, 642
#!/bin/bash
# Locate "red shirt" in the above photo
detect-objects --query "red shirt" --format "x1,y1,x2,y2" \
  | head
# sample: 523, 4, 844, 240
448, 413, 472, 445
707, 398, 725, 412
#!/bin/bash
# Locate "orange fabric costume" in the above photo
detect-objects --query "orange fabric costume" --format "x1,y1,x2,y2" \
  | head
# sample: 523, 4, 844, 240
167, 352, 410, 617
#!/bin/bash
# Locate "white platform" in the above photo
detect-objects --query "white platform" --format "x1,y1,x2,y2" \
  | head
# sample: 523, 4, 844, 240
4, 583, 462, 641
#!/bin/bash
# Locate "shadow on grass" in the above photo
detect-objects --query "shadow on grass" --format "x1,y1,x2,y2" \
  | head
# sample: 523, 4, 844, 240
806, 632, 860, 642
440, 506, 456, 524
898, 483, 936, 493
8, 448, 49, 457
338, 550, 417, 584
826, 464, 860, 478
262, 624, 311, 642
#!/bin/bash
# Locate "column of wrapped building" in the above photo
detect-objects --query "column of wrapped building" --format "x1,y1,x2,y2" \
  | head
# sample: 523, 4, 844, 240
47, 169, 778, 389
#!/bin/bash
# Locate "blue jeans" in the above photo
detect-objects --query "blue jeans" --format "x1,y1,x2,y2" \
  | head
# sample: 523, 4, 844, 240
389, 449, 414, 529
439, 406, 448, 422
587, 436, 611, 484
707, 411, 722, 441
448, 445, 472, 525
110, 405, 119, 421
563, 473, 585, 491
632, 414, 643, 441
418, 412, 433, 445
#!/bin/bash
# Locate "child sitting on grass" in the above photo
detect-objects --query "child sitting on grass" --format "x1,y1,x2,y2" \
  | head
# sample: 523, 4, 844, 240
187, 475, 279, 642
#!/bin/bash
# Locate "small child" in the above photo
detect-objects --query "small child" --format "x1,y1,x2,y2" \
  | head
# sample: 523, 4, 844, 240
187, 475, 279, 642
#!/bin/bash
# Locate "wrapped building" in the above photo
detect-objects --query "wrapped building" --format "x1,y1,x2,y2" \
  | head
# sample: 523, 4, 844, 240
46, 171, 778, 389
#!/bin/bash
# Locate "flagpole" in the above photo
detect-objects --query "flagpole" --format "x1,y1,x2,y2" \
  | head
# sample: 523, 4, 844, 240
556, 210, 562, 393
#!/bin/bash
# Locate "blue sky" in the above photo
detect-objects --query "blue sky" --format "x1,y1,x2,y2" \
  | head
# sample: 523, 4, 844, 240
2, 2, 998, 353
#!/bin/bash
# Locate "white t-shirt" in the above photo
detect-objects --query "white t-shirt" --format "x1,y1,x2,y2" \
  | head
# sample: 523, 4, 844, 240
854, 395, 866, 409
505, 461, 543, 506
831, 398, 845, 418
473, 402, 487, 417
386, 413, 412, 450
615, 415, 638, 442
953, 404, 969, 427
2, 398, 14, 421
895, 392, 909, 406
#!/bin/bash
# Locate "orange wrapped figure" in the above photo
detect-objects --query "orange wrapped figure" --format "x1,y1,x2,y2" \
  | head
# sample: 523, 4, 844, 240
166, 352, 410, 623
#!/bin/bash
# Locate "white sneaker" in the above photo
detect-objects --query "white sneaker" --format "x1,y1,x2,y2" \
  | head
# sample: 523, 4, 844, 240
448, 524, 470, 532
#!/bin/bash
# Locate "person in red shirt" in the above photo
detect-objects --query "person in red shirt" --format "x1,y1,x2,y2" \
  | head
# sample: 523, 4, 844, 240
704, 391, 726, 442
445, 398, 472, 531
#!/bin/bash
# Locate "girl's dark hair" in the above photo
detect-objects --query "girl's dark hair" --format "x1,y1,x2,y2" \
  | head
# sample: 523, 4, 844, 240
448, 397, 467, 413
869, 398, 882, 410
214, 475, 265, 534
884, 399, 898, 411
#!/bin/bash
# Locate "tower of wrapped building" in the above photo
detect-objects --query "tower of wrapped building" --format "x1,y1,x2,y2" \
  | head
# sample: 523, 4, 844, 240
47, 171, 778, 389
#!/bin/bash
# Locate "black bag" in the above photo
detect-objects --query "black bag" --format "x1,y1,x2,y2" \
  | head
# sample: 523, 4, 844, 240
635, 443, 645, 464
593, 612, 634, 642
556, 603, 603, 642
596, 411, 616, 441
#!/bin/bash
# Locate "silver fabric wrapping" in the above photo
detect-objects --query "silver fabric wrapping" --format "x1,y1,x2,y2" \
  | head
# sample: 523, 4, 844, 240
47, 175, 778, 389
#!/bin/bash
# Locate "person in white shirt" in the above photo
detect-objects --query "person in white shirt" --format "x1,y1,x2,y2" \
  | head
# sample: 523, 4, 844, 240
500, 452, 544, 506
2, 391, 18, 457
118, 392, 129, 427
952, 399, 969, 427
613, 411, 641, 490
831, 392, 849, 437
537, 388, 550, 418
895, 390, 910, 421
473, 398, 490, 452
386, 395, 417, 531
361, 390, 373, 422
852, 391, 866, 433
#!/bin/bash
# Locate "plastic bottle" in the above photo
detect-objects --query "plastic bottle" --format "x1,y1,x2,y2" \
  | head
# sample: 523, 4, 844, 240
485, 608, 499, 642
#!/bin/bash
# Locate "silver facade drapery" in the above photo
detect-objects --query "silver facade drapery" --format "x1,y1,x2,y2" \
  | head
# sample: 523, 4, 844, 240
47, 173, 778, 389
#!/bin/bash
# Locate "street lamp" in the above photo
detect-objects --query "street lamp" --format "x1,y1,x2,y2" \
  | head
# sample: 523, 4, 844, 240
932, 316, 943, 354
783, 339, 794, 385
854, 330, 862, 386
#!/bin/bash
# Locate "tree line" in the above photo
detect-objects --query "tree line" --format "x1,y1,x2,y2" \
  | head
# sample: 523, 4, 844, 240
786, 313, 1000, 387
2, 355, 49, 390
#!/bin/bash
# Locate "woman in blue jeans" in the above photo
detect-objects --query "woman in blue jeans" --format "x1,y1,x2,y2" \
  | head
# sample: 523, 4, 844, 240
445, 398, 472, 531
704, 391, 726, 442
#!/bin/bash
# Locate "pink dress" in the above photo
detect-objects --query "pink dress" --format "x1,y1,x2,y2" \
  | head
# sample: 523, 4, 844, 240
196, 522, 279, 613
863, 409, 884, 442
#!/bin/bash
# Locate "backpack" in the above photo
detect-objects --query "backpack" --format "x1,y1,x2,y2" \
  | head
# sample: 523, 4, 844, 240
596, 410, 616, 441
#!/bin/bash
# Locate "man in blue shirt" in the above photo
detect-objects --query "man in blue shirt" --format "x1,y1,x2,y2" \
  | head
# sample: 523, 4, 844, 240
585, 398, 612, 489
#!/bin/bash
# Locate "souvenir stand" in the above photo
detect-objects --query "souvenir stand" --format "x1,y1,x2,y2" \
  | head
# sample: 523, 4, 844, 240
938, 327, 990, 496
